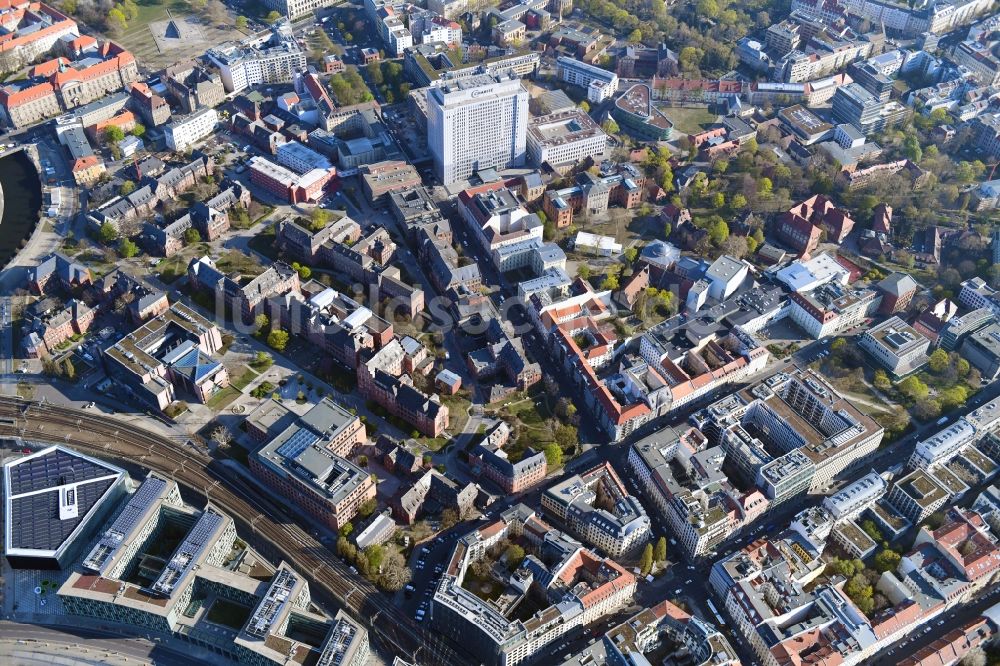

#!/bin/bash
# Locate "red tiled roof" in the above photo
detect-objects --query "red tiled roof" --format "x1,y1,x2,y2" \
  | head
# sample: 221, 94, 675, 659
0, 80, 53, 106
72, 155, 99, 172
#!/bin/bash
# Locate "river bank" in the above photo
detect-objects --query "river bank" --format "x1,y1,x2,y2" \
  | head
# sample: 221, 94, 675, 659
0, 148, 43, 270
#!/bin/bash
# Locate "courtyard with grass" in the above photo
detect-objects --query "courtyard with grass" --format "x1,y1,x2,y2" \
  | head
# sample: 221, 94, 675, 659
205, 598, 253, 630
231, 366, 260, 391
206, 385, 241, 411
662, 106, 719, 135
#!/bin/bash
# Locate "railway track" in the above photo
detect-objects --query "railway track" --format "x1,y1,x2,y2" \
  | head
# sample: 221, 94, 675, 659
0, 397, 465, 666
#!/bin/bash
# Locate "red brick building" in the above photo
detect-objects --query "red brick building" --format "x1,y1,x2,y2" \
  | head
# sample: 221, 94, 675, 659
248, 155, 333, 204
774, 195, 854, 258
876, 272, 918, 315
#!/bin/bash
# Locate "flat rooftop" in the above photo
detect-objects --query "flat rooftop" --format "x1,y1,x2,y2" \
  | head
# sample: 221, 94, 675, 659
865, 317, 926, 352
528, 108, 603, 146
614, 84, 671, 130
896, 469, 947, 508
4, 446, 125, 559
780, 104, 833, 136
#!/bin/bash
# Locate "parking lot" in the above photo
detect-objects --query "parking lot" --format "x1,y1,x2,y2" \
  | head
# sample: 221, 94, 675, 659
397, 533, 459, 623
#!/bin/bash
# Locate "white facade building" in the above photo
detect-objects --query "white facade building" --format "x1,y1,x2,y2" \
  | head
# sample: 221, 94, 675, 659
858, 316, 930, 376
206, 24, 307, 94
959, 277, 1000, 318
556, 57, 619, 103
773, 253, 851, 292
705, 255, 750, 301
527, 108, 607, 167
822, 471, 886, 522
909, 420, 978, 470
264, 0, 337, 18
427, 73, 528, 185
165, 108, 218, 152
276, 141, 333, 174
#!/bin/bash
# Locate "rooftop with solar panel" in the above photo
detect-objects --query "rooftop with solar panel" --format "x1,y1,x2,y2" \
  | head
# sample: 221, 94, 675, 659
51, 466, 371, 665
3, 445, 127, 569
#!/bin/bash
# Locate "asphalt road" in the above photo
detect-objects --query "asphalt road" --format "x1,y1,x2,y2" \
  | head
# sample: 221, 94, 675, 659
0, 621, 192, 665
870, 585, 1000, 665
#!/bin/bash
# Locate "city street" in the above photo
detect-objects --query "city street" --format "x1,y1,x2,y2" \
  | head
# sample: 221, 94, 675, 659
0, 621, 196, 666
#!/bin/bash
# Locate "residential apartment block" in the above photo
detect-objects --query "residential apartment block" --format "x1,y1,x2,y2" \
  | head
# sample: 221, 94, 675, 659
695, 368, 884, 501
431, 504, 636, 666
541, 463, 650, 558
908, 397, 1000, 471
206, 23, 307, 94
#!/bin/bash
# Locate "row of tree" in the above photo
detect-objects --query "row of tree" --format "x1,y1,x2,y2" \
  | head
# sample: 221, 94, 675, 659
638, 537, 668, 577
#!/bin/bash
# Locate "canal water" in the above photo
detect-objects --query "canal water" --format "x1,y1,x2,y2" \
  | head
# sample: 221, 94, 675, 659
0, 149, 42, 270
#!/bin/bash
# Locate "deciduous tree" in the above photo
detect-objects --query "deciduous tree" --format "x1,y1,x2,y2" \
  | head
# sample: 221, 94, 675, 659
266, 328, 289, 351
654, 536, 667, 563
118, 238, 138, 258
639, 543, 654, 576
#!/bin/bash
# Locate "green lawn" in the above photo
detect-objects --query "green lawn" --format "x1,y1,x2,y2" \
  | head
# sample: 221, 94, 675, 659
215, 250, 264, 277
663, 106, 719, 135
155, 255, 188, 284
207, 386, 241, 411
441, 394, 471, 435
419, 436, 449, 451
133, 0, 187, 24
231, 366, 260, 391
111, 0, 187, 59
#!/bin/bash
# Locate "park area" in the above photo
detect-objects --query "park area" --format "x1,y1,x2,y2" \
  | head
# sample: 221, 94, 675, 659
812, 338, 982, 443
93, 0, 245, 70
662, 106, 719, 136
